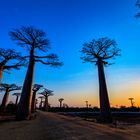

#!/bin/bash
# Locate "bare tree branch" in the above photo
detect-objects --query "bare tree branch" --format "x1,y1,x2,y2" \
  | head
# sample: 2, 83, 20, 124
35, 53, 63, 67
0, 83, 22, 92
9, 26, 50, 51
39, 88, 54, 97
80, 37, 121, 65
0, 48, 27, 71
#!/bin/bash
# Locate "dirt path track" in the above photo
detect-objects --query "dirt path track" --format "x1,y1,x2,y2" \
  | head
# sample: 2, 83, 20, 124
0, 111, 140, 140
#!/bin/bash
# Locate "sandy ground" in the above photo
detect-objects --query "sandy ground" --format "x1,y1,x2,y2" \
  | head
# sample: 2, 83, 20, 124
0, 111, 140, 140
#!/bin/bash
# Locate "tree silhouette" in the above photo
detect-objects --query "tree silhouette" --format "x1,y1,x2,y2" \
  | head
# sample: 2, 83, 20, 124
31, 84, 43, 113
0, 84, 21, 111
85, 100, 88, 108
9, 26, 63, 120
12, 92, 21, 105
39, 88, 53, 112
80, 37, 120, 123
38, 96, 44, 110
58, 98, 64, 108
128, 97, 134, 107
0, 48, 26, 83
135, 0, 140, 17
33, 98, 38, 111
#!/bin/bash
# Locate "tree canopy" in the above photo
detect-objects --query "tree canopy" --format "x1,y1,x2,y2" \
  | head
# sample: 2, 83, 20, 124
40, 88, 54, 97
0, 48, 26, 71
9, 26, 63, 67
32, 84, 43, 92
0, 83, 22, 92
80, 37, 121, 65
9, 26, 49, 51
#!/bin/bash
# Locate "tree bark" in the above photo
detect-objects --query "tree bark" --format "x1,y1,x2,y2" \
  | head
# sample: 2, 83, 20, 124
44, 96, 49, 112
97, 59, 112, 123
1, 89, 9, 112
15, 95, 19, 105
16, 48, 35, 120
60, 102, 62, 108
0, 59, 9, 84
31, 90, 37, 113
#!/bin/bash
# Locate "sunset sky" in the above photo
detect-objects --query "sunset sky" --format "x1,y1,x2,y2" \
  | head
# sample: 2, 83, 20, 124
0, 0, 140, 107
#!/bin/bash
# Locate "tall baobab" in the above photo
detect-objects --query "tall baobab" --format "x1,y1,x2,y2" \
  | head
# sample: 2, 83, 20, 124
58, 98, 64, 108
31, 84, 43, 113
128, 97, 134, 107
40, 88, 53, 112
12, 92, 21, 105
85, 100, 88, 108
80, 37, 120, 123
0, 48, 26, 83
0, 84, 21, 111
10, 26, 63, 120
38, 96, 44, 110
135, 0, 140, 17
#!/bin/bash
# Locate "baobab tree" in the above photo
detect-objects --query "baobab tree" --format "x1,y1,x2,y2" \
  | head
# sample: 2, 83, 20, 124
31, 84, 43, 113
0, 48, 26, 83
38, 96, 44, 110
34, 99, 38, 111
135, 0, 140, 17
9, 26, 63, 120
39, 88, 53, 112
128, 97, 134, 107
58, 98, 64, 108
12, 92, 21, 105
0, 84, 21, 111
80, 37, 121, 123
85, 100, 88, 108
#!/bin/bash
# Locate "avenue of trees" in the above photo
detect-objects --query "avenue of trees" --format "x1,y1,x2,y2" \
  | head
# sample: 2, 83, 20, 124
0, 28, 137, 124
0, 0, 139, 123
0, 26, 63, 121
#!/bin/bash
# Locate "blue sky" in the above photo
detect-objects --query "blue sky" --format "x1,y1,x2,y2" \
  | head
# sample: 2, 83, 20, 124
0, 0, 140, 107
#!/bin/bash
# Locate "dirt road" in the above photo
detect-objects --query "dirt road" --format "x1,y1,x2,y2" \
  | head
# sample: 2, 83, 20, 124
0, 111, 140, 140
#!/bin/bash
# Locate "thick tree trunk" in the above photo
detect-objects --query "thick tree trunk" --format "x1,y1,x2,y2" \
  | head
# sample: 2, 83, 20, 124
31, 91, 37, 113
15, 95, 19, 105
130, 100, 132, 107
1, 89, 9, 112
0, 59, 9, 84
44, 96, 49, 111
16, 48, 35, 120
97, 59, 112, 123
60, 102, 62, 108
